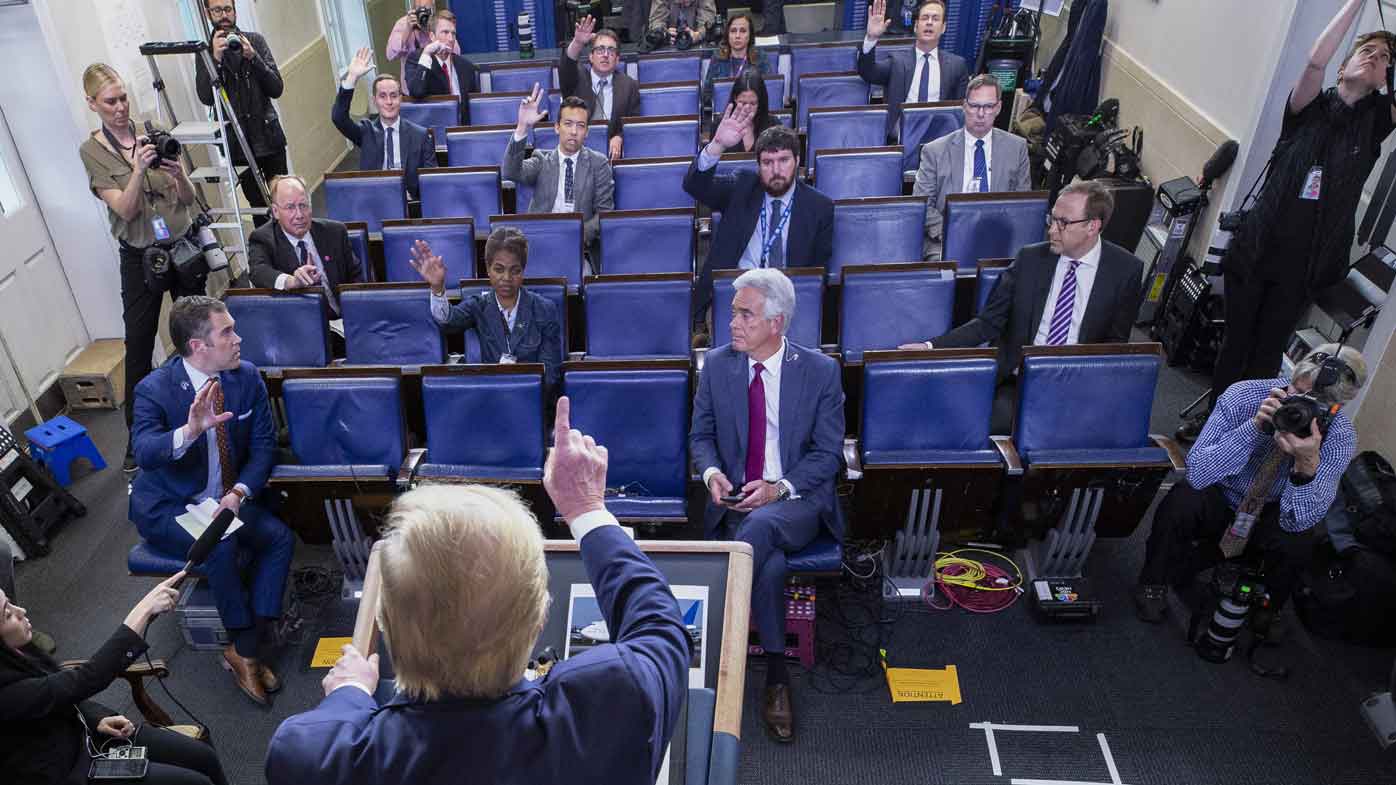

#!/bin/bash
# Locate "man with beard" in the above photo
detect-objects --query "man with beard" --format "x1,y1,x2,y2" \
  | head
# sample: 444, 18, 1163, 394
684, 103, 834, 336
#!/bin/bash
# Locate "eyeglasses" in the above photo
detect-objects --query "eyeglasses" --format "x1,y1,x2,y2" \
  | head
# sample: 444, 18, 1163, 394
208, 4, 235, 16
1046, 214, 1093, 230
276, 202, 311, 214
964, 101, 999, 114
591, 46, 618, 55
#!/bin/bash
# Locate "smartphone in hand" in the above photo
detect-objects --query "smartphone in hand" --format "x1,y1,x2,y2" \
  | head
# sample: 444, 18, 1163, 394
720, 493, 746, 504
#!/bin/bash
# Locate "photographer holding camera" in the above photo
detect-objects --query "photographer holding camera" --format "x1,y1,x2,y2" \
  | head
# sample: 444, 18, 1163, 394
1180, 0, 1395, 442
648, 0, 717, 49
1136, 344, 1367, 626
195, 0, 287, 229
78, 63, 207, 474
386, 0, 457, 79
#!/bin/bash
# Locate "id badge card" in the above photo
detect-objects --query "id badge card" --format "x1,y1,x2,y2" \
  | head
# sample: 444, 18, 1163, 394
967, 177, 982, 193
499, 353, 517, 364
1227, 511, 1257, 540
151, 216, 171, 241
1299, 166, 1323, 200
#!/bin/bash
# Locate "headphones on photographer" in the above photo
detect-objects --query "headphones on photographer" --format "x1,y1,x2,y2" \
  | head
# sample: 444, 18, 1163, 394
1307, 351, 1357, 391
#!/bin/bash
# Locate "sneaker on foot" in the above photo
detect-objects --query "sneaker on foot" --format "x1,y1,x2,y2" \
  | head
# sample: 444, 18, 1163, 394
1134, 583, 1169, 623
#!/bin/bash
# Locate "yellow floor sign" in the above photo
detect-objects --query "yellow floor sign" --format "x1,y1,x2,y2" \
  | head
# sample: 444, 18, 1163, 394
311, 637, 354, 668
880, 649, 962, 704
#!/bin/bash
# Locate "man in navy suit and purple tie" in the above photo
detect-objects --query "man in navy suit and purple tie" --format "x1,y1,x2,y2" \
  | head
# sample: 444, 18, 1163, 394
690, 268, 845, 743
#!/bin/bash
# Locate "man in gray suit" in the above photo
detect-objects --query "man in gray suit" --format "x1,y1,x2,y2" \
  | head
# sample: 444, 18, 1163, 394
503, 88, 615, 259
914, 74, 1032, 260
690, 269, 845, 744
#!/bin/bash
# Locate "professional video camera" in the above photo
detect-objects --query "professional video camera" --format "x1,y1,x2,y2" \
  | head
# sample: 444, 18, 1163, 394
1259, 351, 1354, 437
1042, 98, 1144, 202
142, 121, 182, 163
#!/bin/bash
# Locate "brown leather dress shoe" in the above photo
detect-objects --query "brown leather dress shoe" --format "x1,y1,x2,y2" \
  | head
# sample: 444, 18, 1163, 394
762, 684, 795, 743
259, 663, 281, 694
223, 645, 269, 705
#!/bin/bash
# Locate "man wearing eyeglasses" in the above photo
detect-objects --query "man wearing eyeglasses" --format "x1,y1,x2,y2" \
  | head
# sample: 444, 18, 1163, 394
247, 176, 364, 332
913, 74, 1030, 260
560, 16, 641, 161
899, 179, 1143, 433
195, 0, 287, 228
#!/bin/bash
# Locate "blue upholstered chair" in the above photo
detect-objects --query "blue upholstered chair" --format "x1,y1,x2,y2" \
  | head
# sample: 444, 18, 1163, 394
324, 171, 406, 233
621, 114, 700, 158
339, 283, 446, 366
343, 221, 372, 282
273, 370, 409, 483
828, 196, 927, 282
789, 43, 858, 97
381, 217, 476, 286
806, 106, 888, 170
561, 360, 690, 523
398, 96, 458, 150
638, 81, 701, 117
446, 125, 516, 167
813, 146, 903, 200
636, 53, 702, 84
613, 156, 694, 209
711, 267, 825, 350
712, 74, 786, 112
899, 101, 964, 173
839, 263, 955, 362
418, 166, 503, 236
795, 72, 870, 130
583, 273, 692, 359
487, 61, 555, 93
773, 109, 794, 129
223, 289, 330, 370
974, 258, 1013, 316
490, 213, 586, 290
532, 121, 608, 156
942, 191, 1049, 274
417, 364, 545, 483
468, 91, 530, 126
455, 277, 569, 358
714, 152, 758, 179
598, 208, 696, 275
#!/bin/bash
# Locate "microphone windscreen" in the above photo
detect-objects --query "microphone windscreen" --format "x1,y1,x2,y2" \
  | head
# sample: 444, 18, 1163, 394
186, 507, 236, 566
1201, 139, 1240, 186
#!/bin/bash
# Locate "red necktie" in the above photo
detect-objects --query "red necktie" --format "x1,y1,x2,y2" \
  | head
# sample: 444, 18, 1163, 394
745, 363, 766, 485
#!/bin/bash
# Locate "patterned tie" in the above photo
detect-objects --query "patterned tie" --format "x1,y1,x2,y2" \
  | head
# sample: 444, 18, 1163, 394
594, 79, 610, 120
300, 240, 339, 316
564, 157, 575, 204
765, 199, 784, 268
745, 363, 766, 485
917, 54, 932, 103
385, 127, 396, 169
1046, 260, 1081, 346
1219, 446, 1289, 559
973, 138, 989, 192
210, 381, 237, 497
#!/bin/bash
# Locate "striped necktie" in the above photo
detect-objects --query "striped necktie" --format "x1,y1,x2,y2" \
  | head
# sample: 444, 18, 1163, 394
1046, 260, 1081, 346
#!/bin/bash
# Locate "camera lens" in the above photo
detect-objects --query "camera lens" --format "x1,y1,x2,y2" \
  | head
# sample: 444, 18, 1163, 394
1272, 398, 1315, 435
226, 34, 242, 53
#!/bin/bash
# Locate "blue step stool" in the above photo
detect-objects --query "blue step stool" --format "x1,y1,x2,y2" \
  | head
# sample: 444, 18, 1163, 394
26, 416, 106, 487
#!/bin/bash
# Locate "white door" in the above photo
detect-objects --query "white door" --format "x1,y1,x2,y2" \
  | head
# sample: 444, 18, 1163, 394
0, 102, 88, 424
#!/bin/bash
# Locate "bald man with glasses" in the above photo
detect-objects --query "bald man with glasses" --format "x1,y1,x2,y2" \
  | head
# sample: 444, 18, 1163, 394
247, 176, 364, 329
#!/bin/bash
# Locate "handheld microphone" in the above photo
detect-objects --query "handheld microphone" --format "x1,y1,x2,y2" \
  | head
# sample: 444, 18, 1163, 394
176, 507, 237, 587
1199, 139, 1239, 190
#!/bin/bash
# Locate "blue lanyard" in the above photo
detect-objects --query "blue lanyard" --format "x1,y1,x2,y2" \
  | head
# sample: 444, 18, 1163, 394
758, 197, 792, 267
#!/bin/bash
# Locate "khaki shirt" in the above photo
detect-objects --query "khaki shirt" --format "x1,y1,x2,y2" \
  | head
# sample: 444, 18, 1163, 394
79, 130, 195, 249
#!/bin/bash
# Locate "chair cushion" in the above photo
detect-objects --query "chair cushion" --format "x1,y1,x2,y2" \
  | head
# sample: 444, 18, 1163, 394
417, 463, 544, 482
788, 532, 843, 573
128, 541, 201, 576
600, 496, 688, 520
1022, 447, 1171, 467
271, 464, 394, 479
863, 449, 1002, 467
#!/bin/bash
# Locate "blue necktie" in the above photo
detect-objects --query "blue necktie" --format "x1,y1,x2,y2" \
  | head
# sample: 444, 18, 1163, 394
765, 199, 784, 268
973, 138, 988, 192
564, 158, 575, 204
917, 53, 932, 102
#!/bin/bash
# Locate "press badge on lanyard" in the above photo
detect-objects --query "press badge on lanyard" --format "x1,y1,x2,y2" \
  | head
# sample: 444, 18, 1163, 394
1227, 511, 1257, 541
1300, 166, 1322, 201
758, 200, 791, 267
151, 216, 171, 241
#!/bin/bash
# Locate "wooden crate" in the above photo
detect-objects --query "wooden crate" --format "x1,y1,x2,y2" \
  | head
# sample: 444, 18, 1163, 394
58, 339, 125, 410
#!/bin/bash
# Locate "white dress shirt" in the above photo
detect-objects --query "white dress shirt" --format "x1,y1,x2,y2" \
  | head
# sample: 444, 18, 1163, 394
551, 148, 581, 213
273, 229, 322, 291
695, 146, 793, 268
961, 128, 992, 192
590, 70, 614, 120
170, 362, 251, 502
1032, 236, 1103, 346
380, 118, 404, 171
863, 38, 941, 103
701, 339, 798, 498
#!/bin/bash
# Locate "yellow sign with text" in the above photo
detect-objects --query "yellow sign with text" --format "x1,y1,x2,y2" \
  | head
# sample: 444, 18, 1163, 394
881, 650, 962, 704
311, 637, 354, 668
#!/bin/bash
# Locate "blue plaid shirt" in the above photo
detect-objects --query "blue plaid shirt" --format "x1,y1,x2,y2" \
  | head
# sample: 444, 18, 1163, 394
1185, 376, 1356, 532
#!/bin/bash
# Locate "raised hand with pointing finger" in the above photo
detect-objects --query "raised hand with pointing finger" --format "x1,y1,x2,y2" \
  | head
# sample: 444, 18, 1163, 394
543, 396, 609, 522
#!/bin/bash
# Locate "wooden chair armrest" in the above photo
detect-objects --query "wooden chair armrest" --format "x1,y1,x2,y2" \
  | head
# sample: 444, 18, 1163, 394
1149, 433, 1188, 472
62, 658, 170, 679
990, 436, 1024, 476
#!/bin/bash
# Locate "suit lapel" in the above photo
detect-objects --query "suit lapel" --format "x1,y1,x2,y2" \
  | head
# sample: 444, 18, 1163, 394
938, 50, 951, 97
538, 150, 559, 207
778, 344, 800, 468
1027, 250, 1058, 337
1077, 247, 1114, 341
947, 132, 964, 194
733, 351, 749, 462
308, 221, 336, 286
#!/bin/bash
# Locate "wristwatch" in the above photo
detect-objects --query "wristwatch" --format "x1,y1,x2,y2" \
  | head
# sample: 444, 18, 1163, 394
773, 481, 791, 501
229, 486, 249, 501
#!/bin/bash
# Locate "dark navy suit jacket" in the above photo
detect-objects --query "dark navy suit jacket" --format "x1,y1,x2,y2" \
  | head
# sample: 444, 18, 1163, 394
858, 43, 970, 139
684, 160, 834, 320
439, 288, 563, 391
404, 50, 479, 125
689, 341, 846, 539
264, 525, 690, 785
129, 357, 276, 529
332, 86, 437, 198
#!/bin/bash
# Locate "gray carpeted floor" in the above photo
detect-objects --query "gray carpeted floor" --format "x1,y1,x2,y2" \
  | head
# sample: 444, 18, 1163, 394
9, 359, 1395, 785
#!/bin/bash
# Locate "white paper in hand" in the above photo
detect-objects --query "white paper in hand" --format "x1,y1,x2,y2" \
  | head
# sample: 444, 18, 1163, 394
176, 497, 245, 542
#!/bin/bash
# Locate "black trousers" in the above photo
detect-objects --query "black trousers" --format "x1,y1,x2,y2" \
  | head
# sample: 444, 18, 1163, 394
1140, 483, 1317, 610
118, 246, 208, 449
236, 149, 288, 228
1208, 266, 1311, 406
83, 725, 227, 785
991, 377, 1016, 435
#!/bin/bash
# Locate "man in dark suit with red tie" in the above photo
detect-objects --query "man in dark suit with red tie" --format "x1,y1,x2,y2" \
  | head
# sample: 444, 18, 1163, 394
247, 176, 363, 324
404, 10, 478, 125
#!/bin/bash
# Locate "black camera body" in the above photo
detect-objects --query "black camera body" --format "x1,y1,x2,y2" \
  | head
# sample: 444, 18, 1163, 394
143, 122, 182, 162
224, 32, 244, 54
1265, 393, 1340, 437
1218, 208, 1247, 232
674, 27, 694, 50
413, 5, 431, 28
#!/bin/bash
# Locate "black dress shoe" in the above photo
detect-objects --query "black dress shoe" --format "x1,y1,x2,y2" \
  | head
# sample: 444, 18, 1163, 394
762, 684, 794, 743
1174, 411, 1209, 444
122, 453, 138, 474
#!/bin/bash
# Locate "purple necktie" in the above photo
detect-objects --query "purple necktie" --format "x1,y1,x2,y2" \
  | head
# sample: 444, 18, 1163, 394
745, 362, 766, 485
1046, 260, 1080, 346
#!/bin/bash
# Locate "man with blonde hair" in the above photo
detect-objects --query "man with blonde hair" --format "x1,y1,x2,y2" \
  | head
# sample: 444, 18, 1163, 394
265, 398, 691, 785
